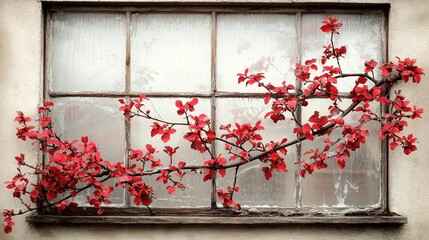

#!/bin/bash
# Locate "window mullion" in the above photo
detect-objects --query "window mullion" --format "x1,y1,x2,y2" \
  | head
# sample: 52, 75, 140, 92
125, 11, 131, 94
210, 11, 218, 209
380, 14, 388, 211
124, 11, 132, 207
295, 11, 303, 210
44, 11, 53, 168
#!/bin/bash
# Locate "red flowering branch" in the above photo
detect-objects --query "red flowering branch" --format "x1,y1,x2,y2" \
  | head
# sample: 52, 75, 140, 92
3, 16, 425, 234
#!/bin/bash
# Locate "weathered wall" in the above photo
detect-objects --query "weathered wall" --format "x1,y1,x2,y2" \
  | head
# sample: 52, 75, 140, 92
1, 0, 428, 239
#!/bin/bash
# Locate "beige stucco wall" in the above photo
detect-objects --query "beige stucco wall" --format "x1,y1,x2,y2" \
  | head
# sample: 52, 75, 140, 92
1, 0, 428, 239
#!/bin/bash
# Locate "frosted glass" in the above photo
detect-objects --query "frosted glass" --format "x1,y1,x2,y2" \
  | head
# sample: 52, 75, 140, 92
216, 98, 296, 208
131, 14, 212, 93
51, 13, 126, 92
51, 98, 126, 206
300, 99, 381, 207
131, 98, 212, 207
217, 14, 298, 93
301, 14, 383, 93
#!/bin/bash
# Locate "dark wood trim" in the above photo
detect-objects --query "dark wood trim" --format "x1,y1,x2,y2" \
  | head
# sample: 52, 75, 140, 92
209, 11, 218, 209
47, 8, 387, 15
43, 2, 390, 13
49, 92, 213, 98
124, 11, 132, 208
29, 206, 391, 216
125, 11, 131, 94
294, 11, 303, 208
44, 11, 52, 101
48, 91, 353, 99
26, 215, 407, 225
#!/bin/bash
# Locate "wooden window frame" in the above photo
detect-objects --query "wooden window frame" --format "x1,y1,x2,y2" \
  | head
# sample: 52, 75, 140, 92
28, 2, 407, 225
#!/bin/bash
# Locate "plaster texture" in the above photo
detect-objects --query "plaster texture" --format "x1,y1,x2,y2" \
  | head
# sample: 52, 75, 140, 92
0, 0, 428, 239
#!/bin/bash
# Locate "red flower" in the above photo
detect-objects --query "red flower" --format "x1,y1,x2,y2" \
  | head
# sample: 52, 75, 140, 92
150, 122, 177, 143
411, 106, 423, 119
118, 99, 134, 120
132, 94, 149, 110
3, 210, 15, 234
39, 116, 52, 128
14, 154, 25, 166
320, 17, 342, 34
364, 60, 378, 73
163, 146, 179, 157
401, 134, 417, 155
294, 124, 314, 141
175, 98, 198, 115
308, 111, 329, 131
129, 183, 154, 206
237, 69, 265, 86
217, 186, 241, 210
294, 59, 317, 82
38, 101, 54, 113
395, 57, 425, 83
299, 162, 314, 178
379, 63, 394, 77
14, 111, 31, 124
203, 154, 226, 180
129, 149, 144, 160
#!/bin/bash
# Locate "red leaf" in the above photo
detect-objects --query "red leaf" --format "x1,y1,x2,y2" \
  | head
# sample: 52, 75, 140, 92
189, 98, 198, 106
44, 101, 54, 107
4, 225, 12, 234
262, 167, 272, 180
161, 133, 170, 143
315, 161, 328, 169
337, 159, 346, 169
203, 170, 214, 182
167, 186, 175, 194
133, 197, 141, 205
390, 141, 399, 150
264, 93, 271, 105
97, 208, 104, 215
30, 190, 39, 200
218, 168, 226, 177
177, 161, 186, 169
46, 192, 57, 201
299, 169, 306, 178
307, 164, 315, 174
141, 198, 152, 206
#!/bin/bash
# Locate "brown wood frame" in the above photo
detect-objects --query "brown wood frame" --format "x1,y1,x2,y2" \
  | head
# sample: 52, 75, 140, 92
27, 215, 406, 225
37, 2, 396, 224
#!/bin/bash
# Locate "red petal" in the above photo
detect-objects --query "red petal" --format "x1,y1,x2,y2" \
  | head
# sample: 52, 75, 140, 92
167, 186, 175, 194
4, 225, 12, 234
97, 208, 104, 215
218, 168, 226, 177
161, 133, 170, 143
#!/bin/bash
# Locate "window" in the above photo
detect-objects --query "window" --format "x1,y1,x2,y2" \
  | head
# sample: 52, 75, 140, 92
45, 5, 387, 215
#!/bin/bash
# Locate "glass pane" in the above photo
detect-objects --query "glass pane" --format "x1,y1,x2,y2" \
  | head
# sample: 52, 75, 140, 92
51, 13, 126, 92
300, 99, 381, 207
216, 98, 296, 208
51, 98, 126, 206
131, 14, 212, 93
301, 14, 383, 92
130, 98, 212, 207
217, 14, 298, 93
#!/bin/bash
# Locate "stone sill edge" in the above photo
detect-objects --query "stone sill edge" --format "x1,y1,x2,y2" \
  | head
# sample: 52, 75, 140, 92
26, 215, 407, 225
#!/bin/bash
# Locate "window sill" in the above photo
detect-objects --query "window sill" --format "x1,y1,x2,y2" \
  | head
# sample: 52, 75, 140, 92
26, 215, 407, 225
